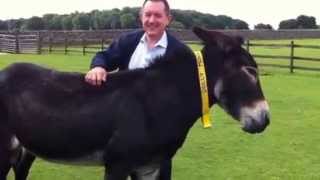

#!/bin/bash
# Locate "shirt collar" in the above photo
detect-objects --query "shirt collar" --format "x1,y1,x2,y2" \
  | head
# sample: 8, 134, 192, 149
140, 31, 168, 48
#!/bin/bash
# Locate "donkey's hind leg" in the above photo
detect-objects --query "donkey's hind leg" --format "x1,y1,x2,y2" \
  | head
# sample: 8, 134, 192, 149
13, 150, 36, 180
0, 153, 11, 180
0, 131, 12, 180
0, 162, 10, 180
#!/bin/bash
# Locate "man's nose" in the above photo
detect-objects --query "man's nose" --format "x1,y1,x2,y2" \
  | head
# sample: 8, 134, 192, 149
149, 15, 155, 22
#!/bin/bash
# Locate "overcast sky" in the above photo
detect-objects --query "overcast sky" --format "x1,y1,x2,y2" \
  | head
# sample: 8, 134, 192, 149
1, 0, 319, 29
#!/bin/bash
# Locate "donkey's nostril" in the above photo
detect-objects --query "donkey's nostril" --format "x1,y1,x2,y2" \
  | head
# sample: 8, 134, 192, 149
242, 110, 270, 134
261, 110, 270, 127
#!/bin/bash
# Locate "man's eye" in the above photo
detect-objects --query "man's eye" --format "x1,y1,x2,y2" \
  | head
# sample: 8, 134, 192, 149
144, 13, 151, 17
154, 13, 162, 18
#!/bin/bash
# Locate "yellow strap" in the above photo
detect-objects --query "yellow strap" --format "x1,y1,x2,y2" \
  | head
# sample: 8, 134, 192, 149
194, 51, 212, 128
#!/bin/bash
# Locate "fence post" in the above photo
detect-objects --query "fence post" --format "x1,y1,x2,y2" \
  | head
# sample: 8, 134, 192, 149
82, 38, 86, 56
290, 41, 295, 73
37, 32, 42, 54
15, 32, 20, 54
64, 35, 68, 55
101, 38, 105, 51
246, 39, 250, 52
49, 34, 53, 53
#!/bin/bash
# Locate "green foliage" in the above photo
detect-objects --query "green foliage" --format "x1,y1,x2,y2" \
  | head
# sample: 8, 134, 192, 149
230, 19, 249, 29
254, 23, 273, 30
279, 19, 299, 29
25, 16, 45, 30
279, 15, 318, 29
0, 8, 249, 31
297, 15, 317, 29
61, 15, 73, 30
0, 20, 8, 30
120, 13, 138, 29
109, 8, 121, 29
72, 13, 91, 30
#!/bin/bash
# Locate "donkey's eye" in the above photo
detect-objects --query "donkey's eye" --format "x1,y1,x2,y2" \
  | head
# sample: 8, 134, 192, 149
242, 66, 258, 83
245, 66, 258, 76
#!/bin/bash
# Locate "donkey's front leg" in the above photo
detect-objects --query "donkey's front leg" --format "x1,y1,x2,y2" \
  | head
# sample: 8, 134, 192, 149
130, 164, 161, 180
104, 164, 130, 180
13, 150, 36, 180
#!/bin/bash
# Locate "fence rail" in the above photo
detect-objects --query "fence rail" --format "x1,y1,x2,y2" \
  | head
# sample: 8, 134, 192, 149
1, 33, 320, 73
245, 40, 320, 73
0, 33, 39, 54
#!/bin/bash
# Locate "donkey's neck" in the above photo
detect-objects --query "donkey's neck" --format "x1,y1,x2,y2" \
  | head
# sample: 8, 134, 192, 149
147, 54, 204, 131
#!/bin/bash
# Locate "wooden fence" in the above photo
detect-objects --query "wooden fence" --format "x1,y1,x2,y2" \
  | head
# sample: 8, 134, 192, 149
40, 37, 111, 55
1, 34, 320, 73
38, 39, 320, 73
0, 33, 40, 54
245, 40, 320, 73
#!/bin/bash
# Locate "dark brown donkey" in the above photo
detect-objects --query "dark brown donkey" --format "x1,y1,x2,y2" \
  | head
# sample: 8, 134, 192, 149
0, 27, 269, 180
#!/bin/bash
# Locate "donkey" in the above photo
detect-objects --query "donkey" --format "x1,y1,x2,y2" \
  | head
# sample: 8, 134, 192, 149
0, 27, 269, 180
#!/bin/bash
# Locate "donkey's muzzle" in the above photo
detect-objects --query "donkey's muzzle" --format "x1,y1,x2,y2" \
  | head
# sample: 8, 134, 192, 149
242, 110, 270, 133
240, 100, 270, 134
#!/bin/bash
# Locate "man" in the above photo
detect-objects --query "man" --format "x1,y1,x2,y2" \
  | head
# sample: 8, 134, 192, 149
85, 0, 192, 179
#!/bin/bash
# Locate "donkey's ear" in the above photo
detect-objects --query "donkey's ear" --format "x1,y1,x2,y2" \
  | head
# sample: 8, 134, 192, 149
192, 26, 211, 43
235, 36, 244, 45
193, 26, 243, 53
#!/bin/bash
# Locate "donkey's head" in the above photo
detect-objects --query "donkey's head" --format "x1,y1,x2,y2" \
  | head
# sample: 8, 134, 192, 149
193, 27, 269, 133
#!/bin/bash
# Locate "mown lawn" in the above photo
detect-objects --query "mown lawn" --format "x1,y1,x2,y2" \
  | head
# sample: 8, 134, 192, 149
1, 39, 320, 179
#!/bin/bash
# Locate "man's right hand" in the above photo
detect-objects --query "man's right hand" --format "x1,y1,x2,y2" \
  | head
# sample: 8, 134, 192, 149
85, 67, 107, 86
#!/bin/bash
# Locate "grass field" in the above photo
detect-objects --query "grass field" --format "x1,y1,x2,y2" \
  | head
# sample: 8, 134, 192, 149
1, 39, 320, 180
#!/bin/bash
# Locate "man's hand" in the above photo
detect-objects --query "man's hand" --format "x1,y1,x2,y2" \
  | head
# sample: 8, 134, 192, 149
85, 67, 107, 86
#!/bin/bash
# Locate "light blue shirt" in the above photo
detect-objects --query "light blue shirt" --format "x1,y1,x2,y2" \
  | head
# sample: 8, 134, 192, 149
128, 32, 168, 69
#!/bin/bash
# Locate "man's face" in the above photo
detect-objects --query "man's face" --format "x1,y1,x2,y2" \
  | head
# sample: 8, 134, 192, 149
140, 1, 171, 39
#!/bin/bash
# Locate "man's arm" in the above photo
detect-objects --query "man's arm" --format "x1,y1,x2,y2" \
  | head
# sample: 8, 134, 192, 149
86, 30, 143, 86
90, 36, 126, 71
85, 33, 130, 86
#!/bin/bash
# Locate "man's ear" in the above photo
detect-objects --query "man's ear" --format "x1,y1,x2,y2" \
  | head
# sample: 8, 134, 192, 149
167, 14, 173, 27
139, 9, 143, 20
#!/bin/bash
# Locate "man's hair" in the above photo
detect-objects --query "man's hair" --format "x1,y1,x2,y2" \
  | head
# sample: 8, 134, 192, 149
142, 0, 171, 15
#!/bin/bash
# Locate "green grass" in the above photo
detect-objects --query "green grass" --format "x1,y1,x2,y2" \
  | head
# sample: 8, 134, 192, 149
0, 53, 93, 72
1, 40, 320, 179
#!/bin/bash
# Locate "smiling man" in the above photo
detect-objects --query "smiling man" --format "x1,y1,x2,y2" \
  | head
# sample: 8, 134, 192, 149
85, 0, 192, 179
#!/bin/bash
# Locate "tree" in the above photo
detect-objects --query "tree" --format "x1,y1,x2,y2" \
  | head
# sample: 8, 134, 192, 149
49, 15, 63, 30
61, 15, 73, 30
297, 15, 317, 29
90, 10, 102, 30
25, 16, 44, 30
231, 19, 249, 29
120, 13, 138, 28
215, 15, 233, 29
72, 13, 91, 30
279, 19, 298, 29
43, 14, 56, 30
254, 23, 273, 30
0, 20, 8, 30
109, 9, 121, 29
3, 8, 252, 30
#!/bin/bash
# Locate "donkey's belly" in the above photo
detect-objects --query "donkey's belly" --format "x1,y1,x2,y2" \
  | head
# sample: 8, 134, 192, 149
13, 135, 106, 166
41, 150, 106, 166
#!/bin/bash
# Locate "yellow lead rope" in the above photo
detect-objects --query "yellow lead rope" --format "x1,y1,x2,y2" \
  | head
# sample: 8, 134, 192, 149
194, 51, 212, 128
